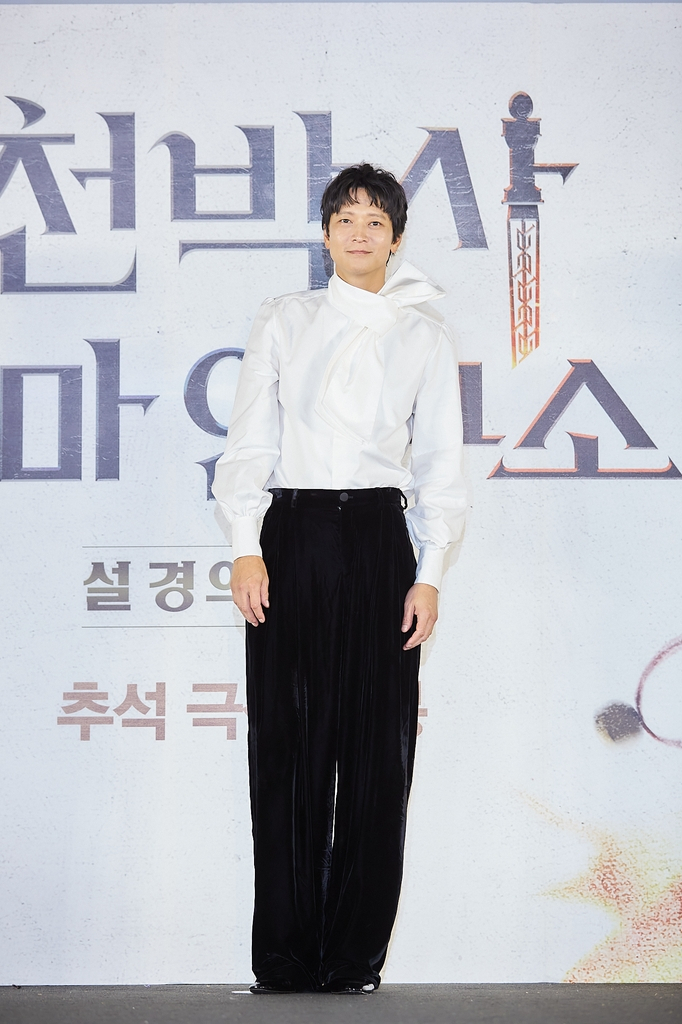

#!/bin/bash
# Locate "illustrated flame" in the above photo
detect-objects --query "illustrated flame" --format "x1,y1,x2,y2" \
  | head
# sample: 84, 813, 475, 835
553, 834, 682, 982
527, 798, 682, 981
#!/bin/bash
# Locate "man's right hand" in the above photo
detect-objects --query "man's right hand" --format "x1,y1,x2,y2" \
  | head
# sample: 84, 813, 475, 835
230, 555, 270, 626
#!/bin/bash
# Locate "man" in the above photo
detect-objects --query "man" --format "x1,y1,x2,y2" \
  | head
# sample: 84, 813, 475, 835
212, 164, 467, 994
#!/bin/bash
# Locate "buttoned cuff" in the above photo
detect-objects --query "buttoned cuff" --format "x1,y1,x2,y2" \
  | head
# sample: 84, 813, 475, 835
414, 546, 446, 591
231, 517, 262, 560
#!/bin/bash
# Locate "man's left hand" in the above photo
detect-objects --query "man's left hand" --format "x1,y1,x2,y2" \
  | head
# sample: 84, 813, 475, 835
401, 583, 438, 650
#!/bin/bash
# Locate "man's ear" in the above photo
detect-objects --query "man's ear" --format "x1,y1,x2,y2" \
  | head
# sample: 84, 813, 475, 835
391, 234, 403, 252
323, 231, 331, 250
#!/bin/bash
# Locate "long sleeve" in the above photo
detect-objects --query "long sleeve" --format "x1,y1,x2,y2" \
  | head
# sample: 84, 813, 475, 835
212, 298, 281, 559
405, 324, 468, 590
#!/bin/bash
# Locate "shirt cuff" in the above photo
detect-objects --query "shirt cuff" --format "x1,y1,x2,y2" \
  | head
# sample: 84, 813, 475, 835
414, 546, 446, 591
231, 517, 262, 560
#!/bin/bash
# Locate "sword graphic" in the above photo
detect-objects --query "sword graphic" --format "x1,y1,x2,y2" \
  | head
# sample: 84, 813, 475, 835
502, 92, 577, 367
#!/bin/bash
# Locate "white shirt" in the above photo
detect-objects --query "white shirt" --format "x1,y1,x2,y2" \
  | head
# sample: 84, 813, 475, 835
212, 260, 467, 590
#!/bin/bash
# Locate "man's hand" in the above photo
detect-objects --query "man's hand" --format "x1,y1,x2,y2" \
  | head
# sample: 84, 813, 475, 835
401, 583, 438, 650
231, 555, 269, 626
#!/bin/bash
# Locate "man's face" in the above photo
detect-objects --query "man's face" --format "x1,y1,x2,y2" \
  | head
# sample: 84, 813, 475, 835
324, 189, 401, 290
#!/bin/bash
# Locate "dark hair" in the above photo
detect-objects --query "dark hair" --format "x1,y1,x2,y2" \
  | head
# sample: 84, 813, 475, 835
320, 163, 408, 243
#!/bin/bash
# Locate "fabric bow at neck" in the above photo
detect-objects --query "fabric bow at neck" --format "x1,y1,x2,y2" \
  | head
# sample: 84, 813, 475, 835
315, 261, 445, 443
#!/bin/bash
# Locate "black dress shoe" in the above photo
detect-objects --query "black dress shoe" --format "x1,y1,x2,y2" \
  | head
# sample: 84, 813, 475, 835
325, 979, 376, 994
249, 981, 298, 994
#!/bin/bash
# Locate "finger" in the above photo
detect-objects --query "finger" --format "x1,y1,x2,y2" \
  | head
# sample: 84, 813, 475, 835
261, 574, 270, 609
401, 600, 415, 632
403, 628, 431, 650
403, 613, 436, 650
403, 628, 427, 650
249, 587, 265, 624
235, 593, 259, 627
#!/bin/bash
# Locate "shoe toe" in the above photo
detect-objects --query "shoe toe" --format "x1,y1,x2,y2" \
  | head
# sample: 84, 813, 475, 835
249, 981, 297, 994
326, 979, 376, 994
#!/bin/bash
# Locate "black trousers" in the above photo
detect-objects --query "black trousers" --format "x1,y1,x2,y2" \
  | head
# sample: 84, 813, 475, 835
245, 487, 421, 991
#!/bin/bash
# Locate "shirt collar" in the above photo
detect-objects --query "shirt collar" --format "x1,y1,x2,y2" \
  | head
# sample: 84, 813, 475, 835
327, 260, 445, 335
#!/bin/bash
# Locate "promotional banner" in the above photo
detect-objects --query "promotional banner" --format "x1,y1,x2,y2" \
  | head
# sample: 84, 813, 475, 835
1, 2, 681, 984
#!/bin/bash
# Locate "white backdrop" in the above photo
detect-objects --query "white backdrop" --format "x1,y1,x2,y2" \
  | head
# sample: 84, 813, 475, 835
1, 2, 681, 984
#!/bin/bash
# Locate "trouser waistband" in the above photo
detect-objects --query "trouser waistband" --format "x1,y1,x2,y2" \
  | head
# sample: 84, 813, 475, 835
268, 487, 407, 509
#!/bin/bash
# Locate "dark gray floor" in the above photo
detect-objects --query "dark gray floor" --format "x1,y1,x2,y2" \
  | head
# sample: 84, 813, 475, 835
1, 984, 681, 1024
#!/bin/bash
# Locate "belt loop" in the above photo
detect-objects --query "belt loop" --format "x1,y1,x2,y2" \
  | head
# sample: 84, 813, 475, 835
400, 491, 408, 510
291, 488, 298, 508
